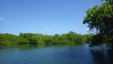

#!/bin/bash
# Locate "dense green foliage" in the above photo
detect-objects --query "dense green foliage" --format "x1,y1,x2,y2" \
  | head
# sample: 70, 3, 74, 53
83, 1, 113, 47
101, 0, 113, 2
0, 31, 92, 47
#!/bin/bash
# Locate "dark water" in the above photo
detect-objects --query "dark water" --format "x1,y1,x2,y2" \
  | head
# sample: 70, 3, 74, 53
0, 45, 113, 64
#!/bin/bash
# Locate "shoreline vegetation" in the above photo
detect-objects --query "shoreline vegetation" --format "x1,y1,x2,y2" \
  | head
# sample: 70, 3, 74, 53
0, 31, 93, 48
83, 1, 113, 48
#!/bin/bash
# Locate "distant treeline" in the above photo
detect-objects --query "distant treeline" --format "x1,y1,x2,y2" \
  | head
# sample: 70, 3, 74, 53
0, 31, 93, 47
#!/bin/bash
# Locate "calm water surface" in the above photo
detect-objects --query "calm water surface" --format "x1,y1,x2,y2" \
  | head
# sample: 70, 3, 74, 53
0, 45, 113, 64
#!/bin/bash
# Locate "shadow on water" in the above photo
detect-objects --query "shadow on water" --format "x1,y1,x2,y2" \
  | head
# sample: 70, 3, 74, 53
90, 46, 113, 64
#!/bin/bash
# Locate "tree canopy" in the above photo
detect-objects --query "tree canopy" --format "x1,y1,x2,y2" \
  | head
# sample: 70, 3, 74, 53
83, 1, 113, 47
0, 32, 92, 47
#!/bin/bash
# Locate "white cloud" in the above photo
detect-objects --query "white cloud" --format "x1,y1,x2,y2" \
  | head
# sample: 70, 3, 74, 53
0, 17, 4, 21
45, 27, 52, 31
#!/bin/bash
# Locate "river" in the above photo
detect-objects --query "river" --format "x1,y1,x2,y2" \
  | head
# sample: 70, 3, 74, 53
0, 44, 113, 64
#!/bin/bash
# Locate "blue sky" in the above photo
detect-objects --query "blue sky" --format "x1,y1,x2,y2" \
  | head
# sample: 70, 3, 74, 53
0, 0, 102, 35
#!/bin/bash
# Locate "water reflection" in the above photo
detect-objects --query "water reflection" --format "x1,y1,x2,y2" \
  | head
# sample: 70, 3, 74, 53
106, 49, 113, 64
0, 45, 113, 64
90, 46, 113, 64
